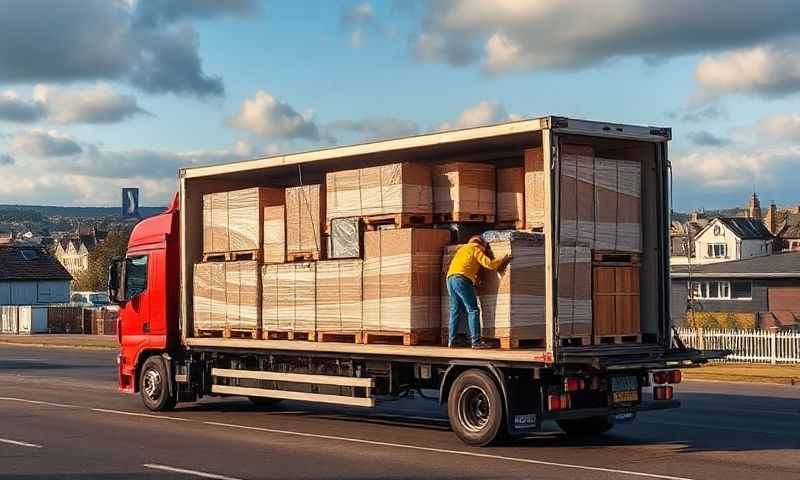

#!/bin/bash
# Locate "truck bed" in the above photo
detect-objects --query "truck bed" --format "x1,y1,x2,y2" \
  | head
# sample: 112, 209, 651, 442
184, 337, 552, 365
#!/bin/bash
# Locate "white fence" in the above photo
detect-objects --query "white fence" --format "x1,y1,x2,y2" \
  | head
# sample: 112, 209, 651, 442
675, 328, 800, 364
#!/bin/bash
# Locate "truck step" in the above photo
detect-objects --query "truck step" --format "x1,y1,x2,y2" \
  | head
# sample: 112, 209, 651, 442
362, 328, 439, 346
593, 334, 642, 345
362, 213, 432, 231
433, 212, 495, 224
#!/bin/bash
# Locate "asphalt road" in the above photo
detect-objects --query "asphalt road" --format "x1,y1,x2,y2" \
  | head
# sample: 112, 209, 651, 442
1, 346, 799, 480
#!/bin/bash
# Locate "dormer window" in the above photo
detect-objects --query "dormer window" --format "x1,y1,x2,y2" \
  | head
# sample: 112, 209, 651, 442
713, 225, 721, 236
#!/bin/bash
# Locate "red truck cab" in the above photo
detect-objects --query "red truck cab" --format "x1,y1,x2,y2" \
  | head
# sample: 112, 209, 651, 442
115, 194, 181, 394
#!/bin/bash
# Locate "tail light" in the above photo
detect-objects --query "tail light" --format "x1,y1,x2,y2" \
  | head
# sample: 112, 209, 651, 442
548, 394, 571, 411
654, 385, 673, 400
564, 377, 585, 392
668, 370, 682, 384
653, 370, 681, 385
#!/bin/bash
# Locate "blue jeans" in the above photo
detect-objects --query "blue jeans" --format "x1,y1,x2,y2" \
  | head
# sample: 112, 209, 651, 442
447, 275, 481, 345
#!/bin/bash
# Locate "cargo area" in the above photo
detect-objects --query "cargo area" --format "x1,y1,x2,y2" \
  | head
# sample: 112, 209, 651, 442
179, 117, 671, 360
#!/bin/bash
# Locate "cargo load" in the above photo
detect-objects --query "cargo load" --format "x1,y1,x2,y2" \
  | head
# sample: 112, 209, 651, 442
263, 201, 286, 264
327, 217, 361, 259
285, 185, 325, 261
325, 163, 432, 222
203, 187, 284, 256
316, 259, 363, 333
193, 261, 260, 335
262, 262, 316, 335
433, 162, 496, 221
557, 245, 593, 338
362, 228, 450, 340
524, 148, 545, 229
592, 259, 641, 340
496, 166, 525, 227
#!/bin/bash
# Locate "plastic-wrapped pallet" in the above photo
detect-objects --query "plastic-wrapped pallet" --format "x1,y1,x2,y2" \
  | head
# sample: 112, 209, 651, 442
224, 261, 260, 331
327, 217, 361, 259
193, 263, 213, 330
559, 145, 596, 247
433, 162, 495, 220
209, 263, 226, 329
316, 259, 363, 332
203, 187, 284, 255
496, 167, 525, 226
262, 262, 316, 333
557, 245, 593, 337
524, 148, 545, 229
285, 185, 325, 260
362, 228, 450, 332
325, 163, 432, 221
263, 202, 285, 264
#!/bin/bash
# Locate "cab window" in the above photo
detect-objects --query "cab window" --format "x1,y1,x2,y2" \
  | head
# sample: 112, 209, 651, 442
125, 255, 148, 299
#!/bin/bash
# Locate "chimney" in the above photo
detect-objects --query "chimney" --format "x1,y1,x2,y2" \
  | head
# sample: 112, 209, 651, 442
765, 202, 777, 234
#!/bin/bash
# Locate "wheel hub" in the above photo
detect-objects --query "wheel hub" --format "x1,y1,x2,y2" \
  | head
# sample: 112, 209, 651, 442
457, 385, 491, 433
142, 368, 162, 400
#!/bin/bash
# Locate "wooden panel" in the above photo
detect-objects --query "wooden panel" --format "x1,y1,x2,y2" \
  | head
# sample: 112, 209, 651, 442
211, 368, 375, 387
211, 385, 375, 407
593, 267, 616, 294
768, 286, 800, 312
593, 294, 616, 335
593, 264, 640, 336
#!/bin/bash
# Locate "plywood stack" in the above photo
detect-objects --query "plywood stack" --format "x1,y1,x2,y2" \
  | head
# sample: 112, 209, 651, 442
285, 185, 325, 262
326, 163, 433, 228
441, 233, 547, 349
496, 167, 525, 228
362, 228, 450, 345
524, 148, 545, 229
433, 162, 496, 223
315, 259, 363, 338
557, 246, 593, 342
262, 262, 317, 339
194, 261, 261, 338
263, 201, 286, 264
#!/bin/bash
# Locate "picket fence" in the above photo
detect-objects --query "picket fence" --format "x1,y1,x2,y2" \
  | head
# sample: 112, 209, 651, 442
675, 327, 800, 364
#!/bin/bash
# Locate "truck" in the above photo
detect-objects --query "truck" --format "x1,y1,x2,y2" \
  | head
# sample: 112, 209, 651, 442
110, 116, 720, 446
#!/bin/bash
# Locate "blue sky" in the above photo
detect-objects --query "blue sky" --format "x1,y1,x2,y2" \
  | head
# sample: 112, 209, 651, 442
1, 1, 799, 211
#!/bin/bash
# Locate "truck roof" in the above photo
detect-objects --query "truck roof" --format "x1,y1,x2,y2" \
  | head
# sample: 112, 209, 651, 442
180, 116, 670, 180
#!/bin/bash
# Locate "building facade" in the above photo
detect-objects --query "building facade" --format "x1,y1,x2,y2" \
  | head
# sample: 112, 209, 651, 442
0, 246, 72, 305
692, 217, 773, 265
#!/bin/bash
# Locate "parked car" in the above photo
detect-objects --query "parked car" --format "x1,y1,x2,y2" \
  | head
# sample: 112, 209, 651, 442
69, 291, 116, 309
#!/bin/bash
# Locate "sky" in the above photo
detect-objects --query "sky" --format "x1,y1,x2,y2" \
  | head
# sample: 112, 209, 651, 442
1, 0, 799, 211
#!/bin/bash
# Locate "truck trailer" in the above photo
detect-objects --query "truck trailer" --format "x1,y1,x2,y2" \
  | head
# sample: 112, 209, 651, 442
111, 116, 720, 446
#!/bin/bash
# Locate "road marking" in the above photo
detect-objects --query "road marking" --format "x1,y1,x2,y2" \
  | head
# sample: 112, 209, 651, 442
0, 396, 79, 408
203, 421, 695, 480
0, 437, 43, 448
91, 408, 190, 422
143, 464, 244, 480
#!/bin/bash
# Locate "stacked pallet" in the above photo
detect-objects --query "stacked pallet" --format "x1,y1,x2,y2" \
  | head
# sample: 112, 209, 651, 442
496, 167, 525, 228
433, 162, 496, 223
194, 260, 260, 339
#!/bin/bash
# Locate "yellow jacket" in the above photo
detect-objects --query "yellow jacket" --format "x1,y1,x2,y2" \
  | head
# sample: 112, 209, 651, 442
447, 243, 505, 285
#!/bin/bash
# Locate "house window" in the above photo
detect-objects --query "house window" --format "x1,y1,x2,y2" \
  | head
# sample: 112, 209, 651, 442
707, 243, 727, 258
689, 280, 751, 300
713, 225, 722, 236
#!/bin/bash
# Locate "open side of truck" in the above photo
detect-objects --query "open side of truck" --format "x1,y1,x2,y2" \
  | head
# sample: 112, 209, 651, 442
111, 116, 722, 446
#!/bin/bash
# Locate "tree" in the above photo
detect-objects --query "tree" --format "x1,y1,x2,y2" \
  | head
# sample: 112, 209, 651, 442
73, 230, 129, 291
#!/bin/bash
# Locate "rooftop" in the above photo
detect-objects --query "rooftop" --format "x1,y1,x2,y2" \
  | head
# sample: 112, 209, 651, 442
671, 251, 800, 278
0, 246, 72, 282
716, 217, 773, 240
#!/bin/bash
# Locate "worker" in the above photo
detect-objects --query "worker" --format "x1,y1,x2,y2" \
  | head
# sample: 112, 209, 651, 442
446, 235, 511, 349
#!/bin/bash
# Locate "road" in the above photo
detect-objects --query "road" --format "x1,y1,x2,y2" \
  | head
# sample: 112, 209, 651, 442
1, 346, 799, 480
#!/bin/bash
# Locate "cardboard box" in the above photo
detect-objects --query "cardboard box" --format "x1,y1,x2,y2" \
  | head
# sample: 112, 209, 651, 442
285, 184, 325, 260
496, 167, 525, 225
557, 246, 593, 337
362, 228, 450, 332
326, 163, 432, 221
316, 259, 363, 332
433, 162, 496, 219
262, 262, 316, 332
203, 187, 284, 255
524, 148, 545, 229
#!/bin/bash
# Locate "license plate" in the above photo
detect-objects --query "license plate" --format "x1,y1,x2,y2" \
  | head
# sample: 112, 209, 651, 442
612, 390, 639, 403
611, 375, 638, 392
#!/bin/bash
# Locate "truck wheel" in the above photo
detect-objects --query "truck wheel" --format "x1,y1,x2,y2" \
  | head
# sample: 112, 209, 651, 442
248, 396, 283, 409
447, 369, 504, 446
557, 416, 614, 436
140, 356, 176, 412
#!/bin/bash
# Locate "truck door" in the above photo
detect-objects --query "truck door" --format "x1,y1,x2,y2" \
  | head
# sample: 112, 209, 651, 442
120, 254, 151, 349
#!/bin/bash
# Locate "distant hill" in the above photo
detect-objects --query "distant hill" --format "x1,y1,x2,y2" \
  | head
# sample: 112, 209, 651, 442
0, 204, 164, 218
672, 208, 743, 222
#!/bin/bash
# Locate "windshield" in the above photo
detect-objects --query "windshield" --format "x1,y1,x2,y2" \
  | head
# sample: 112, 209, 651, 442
89, 293, 111, 305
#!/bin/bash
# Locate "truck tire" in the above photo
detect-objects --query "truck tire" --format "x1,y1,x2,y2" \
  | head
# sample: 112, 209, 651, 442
248, 396, 283, 409
140, 356, 176, 411
557, 415, 614, 436
447, 369, 504, 446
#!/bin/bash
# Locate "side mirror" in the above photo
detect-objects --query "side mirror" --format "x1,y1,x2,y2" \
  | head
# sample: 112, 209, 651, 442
108, 259, 126, 304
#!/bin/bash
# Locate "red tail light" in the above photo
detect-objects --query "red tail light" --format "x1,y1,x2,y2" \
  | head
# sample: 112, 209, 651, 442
652, 371, 669, 384
564, 377, 585, 392
548, 394, 571, 411
654, 386, 673, 400
668, 370, 682, 384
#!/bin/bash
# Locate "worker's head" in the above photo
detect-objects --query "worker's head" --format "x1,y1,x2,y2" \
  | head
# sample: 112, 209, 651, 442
468, 235, 486, 250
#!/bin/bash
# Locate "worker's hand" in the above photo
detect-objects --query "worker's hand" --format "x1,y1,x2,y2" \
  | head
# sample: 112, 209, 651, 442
498, 255, 512, 273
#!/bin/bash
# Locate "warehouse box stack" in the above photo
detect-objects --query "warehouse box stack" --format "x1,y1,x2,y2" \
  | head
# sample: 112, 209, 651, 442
262, 262, 317, 340
496, 167, 525, 228
433, 162, 496, 223
316, 259, 363, 339
285, 184, 325, 262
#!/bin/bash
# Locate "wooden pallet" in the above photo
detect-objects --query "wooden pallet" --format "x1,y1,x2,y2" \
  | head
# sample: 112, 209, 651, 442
593, 333, 642, 345
194, 328, 225, 338
286, 250, 321, 262
264, 330, 317, 341
559, 335, 592, 348
362, 213, 432, 231
317, 331, 363, 344
434, 212, 495, 224
202, 249, 260, 262
361, 328, 440, 346
224, 327, 261, 340
592, 251, 640, 265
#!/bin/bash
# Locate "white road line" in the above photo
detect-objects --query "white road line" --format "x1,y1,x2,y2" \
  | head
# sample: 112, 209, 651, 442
0, 396, 79, 408
143, 464, 244, 480
0, 437, 43, 449
203, 421, 695, 480
91, 408, 190, 422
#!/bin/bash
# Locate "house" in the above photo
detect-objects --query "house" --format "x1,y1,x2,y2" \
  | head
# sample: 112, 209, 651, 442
670, 211, 709, 265
671, 252, 800, 329
53, 226, 108, 278
0, 246, 72, 305
691, 217, 773, 265
776, 223, 800, 252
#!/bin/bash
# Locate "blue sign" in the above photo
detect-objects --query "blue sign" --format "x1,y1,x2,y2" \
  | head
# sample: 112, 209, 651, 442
121, 188, 140, 218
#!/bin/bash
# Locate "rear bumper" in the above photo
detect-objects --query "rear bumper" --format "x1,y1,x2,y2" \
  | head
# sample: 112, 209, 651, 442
542, 400, 680, 421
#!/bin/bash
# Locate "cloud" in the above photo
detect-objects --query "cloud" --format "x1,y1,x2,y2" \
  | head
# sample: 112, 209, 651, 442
9, 129, 82, 157
410, 1, 800, 74
30, 83, 148, 124
758, 114, 800, 142
228, 90, 321, 141
0, 153, 14, 166
341, 3, 379, 48
437, 101, 522, 131
132, 0, 259, 28
666, 102, 727, 123
0, 0, 225, 97
0, 91, 45, 123
688, 131, 730, 147
696, 40, 800, 98
327, 117, 419, 140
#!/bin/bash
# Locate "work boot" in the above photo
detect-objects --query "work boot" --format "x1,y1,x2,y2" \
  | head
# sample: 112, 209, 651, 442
471, 339, 495, 349
448, 338, 469, 348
